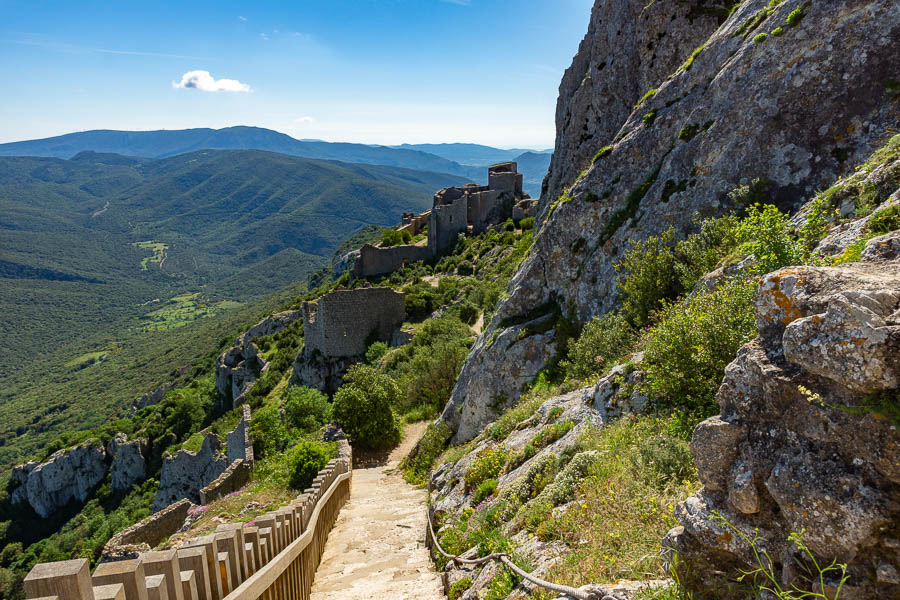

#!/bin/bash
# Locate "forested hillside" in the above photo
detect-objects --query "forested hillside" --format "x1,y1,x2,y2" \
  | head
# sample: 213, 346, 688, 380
0, 150, 466, 470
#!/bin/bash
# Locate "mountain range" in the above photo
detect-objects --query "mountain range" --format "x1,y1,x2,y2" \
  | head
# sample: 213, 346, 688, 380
0, 127, 552, 197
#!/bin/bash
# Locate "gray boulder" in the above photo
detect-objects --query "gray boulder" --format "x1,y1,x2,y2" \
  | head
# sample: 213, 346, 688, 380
664, 232, 900, 599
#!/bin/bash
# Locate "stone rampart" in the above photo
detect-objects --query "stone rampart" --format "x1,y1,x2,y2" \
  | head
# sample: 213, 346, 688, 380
199, 459, 251, 505
102, 499, 192, 560
225, 405, 253, 465
351, 243, 431, 278
428, 196, 468, 254
302, 287, 405, 358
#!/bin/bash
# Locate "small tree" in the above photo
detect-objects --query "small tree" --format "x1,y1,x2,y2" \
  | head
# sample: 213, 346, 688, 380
332, 365, 401, 449
283, 386, 332, 432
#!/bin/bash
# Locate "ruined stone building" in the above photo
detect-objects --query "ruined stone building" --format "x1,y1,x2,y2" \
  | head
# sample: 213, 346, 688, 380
292, 287, 406, 393
351, 161, 530, 279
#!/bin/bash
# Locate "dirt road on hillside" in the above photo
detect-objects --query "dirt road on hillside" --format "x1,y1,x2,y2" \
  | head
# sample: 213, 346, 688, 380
309, 423, 445, 600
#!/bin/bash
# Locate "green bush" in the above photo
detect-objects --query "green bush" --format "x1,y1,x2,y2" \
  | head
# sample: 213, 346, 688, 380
473, 478, 498, 504
283, 386, 332, 432
365, 341, 389, 365
561, 311, 636, 380
332, 365, 401, 449
381, 229, 405, 247
519, 217, 535, 230
458, 301, 479, 325
674, 213, 740, 290
631, 436, 694, 485
249, 403, 289, 458
448, 577, 472, 600
286, 441, 331, 490
641, 277, 757, 418
457, 260, 474, 276
616, 227, 681, 327
785, 6, 804, 26
735, 203, 805, 273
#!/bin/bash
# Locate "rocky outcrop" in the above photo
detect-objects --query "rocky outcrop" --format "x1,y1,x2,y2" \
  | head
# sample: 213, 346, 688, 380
152, 434, 228, 512
130, 382, 172, 416
215, 310, 301, 407
10, 442, 107, 518
539, 0, 729, 219
664, 232, 900, 599
439, 0, 900, 442
108, 433, 148, 491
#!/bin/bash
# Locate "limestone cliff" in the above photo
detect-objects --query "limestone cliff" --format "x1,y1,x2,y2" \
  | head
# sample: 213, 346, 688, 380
439, 0, 900, 443
10, 442, 107, 518
664, 231, 900, 599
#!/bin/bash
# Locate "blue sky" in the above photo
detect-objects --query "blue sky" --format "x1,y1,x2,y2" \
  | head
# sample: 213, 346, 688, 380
0, 0, 594, 148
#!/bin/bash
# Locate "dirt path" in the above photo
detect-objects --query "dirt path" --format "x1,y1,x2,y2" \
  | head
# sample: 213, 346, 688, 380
310, 423, 444, 600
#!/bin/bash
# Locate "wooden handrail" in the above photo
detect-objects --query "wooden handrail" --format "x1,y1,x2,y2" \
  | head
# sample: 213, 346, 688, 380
24, 441, 352, 600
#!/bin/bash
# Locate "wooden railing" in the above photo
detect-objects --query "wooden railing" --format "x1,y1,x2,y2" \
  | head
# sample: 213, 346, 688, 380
23, 441, 351, 600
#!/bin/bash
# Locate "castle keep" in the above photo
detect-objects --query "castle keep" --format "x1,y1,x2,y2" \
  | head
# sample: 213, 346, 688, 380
302, 287, 405, 358
352, 161, 530, 279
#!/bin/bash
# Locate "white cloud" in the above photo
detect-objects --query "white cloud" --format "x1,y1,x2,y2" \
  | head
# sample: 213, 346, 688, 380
295, 116, 315, 124
238, 15, 247, 21
172, 70, 251, 92
259, 33, 269, 41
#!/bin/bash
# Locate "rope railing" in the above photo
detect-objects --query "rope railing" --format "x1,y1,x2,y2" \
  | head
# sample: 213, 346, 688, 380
426, 509, 624, 600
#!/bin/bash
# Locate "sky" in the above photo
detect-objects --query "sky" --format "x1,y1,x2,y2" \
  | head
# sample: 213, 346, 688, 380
0, 0, 595, 148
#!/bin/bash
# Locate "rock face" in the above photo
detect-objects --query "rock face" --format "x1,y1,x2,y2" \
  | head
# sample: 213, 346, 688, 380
215, 310, 301, 407
664, 232, 900, 599
10, 442, 107, 518
108, 433, 148, 491
438, 0, 900, 442
152, 434, 228, 512
130, 382, 172, 416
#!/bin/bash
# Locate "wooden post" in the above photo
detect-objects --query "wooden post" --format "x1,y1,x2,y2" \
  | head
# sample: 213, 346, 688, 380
216, 524, 247, 582
139, 551, 184, 600
215, 552, 231, 597
242, 526, 262, 573
182, 536, 223, 600
144, 575, 168, 600
24, 559, 95, 600
175, 548, 211, 600
254, 516, 277, 555
214, 529, 241, 591
178, 572, 197, 600
92, 560, 148, 600
92, 584, 125, 600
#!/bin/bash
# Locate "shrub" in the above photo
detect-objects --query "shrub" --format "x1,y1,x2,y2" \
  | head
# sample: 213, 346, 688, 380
785, 6, 804, 27
283, 386, 332, 432
365, 341, 389, 365
634, 88, 657, 108
674, 213, 740, 290
473, 478, 498, 504
519, 217, 535, 230
616, 227, 681, 327
641, 276, 757, 418
771, 26, 784, 36
753, 32, 768, 43
381, 228, 405, 247
332, 365, 401, 449
643, 110, 657, 126
286, 441, 330, 490
465, 446, 510, 491
456, 260, 474, 276
458, 301, 479, 325
249, 403, 288, 458
734, 203, 805, 273
561, 311, 636, 380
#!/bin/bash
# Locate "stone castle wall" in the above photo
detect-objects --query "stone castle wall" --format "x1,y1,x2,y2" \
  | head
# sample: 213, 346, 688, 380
428, 197, 468, 255
352, 243, 431, 279
302, 287, 405, 358
199, 459, 251, 505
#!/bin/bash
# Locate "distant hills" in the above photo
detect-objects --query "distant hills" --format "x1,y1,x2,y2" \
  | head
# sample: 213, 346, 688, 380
0, 127, 552, 196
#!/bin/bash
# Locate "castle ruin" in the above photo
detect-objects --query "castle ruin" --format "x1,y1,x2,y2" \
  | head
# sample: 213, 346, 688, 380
292, 287, 406, 393
351, 161, 530, 279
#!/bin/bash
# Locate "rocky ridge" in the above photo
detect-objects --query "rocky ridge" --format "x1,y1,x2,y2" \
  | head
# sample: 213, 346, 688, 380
438, 0, 900, 443
664, 231, 900, 599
